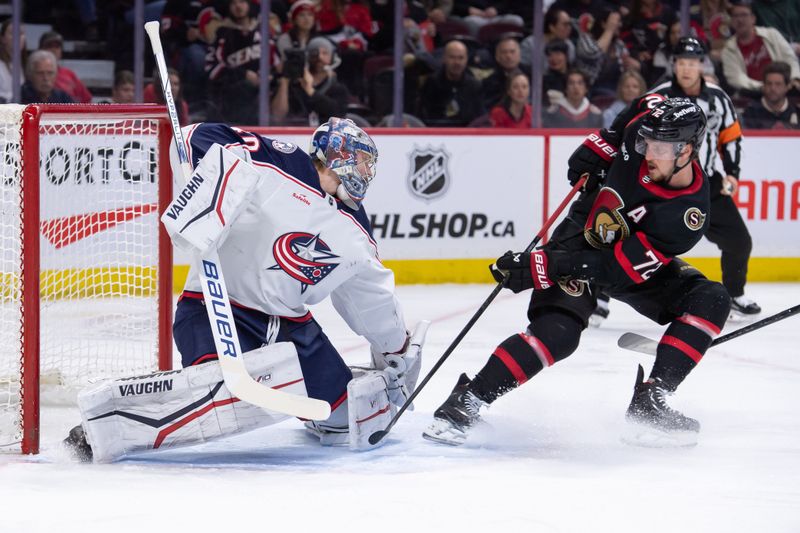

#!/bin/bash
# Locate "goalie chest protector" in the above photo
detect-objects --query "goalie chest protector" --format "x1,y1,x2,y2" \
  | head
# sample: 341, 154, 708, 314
180, 124, 383, 318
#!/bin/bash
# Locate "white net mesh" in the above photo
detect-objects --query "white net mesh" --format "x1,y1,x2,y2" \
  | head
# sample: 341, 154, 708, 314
0, 105, 24, 448
0, 105, 166, 450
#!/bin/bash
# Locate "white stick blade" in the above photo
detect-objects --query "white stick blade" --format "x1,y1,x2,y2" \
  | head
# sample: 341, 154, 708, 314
220, 359, 331, 420
617, 332, 658, 356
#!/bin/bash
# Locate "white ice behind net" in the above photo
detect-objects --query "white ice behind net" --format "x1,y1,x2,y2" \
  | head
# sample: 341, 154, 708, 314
1, 107, 163, 448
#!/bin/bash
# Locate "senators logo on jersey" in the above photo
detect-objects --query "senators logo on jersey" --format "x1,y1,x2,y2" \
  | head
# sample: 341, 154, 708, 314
558, 278, 586, 297
584, 188, 630, 248
683, 207, 706, 231
269, 232, 340, 293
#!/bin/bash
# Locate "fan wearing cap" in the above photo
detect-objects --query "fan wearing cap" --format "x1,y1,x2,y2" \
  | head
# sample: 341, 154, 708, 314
38, 31, 92, 104
271, 36, 350, 125
650, 36, 761, 317
276, 0, 319, 62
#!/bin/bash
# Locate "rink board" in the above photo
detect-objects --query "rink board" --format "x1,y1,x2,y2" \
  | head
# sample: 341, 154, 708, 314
18, 126, 798, 291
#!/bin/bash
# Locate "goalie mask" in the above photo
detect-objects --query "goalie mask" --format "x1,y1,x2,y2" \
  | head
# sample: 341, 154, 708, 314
310, 118, 378, 208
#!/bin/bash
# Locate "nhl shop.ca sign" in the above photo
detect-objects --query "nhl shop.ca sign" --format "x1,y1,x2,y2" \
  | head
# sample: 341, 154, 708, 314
407, 146, 450, 200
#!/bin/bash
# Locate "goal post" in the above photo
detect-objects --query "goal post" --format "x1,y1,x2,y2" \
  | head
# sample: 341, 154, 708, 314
1, 104, 174, 454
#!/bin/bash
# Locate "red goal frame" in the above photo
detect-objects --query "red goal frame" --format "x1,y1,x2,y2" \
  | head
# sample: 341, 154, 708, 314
16, 104, 174, 454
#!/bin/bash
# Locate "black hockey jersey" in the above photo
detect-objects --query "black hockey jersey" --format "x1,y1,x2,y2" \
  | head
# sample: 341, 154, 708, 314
555, 108, 710, 290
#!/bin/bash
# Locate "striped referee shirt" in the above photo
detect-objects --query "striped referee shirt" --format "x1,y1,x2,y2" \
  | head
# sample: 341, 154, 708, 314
649, 77, 742, 179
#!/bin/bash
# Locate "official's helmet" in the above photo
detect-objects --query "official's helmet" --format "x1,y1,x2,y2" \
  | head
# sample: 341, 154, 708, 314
310, 117, 378, 207
635, 98, 707, 159
673, 36, 706, 60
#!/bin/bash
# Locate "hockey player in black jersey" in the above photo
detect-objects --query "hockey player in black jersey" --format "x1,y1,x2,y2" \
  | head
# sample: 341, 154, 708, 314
588, 38, 760, 325
423, 98, 731, 448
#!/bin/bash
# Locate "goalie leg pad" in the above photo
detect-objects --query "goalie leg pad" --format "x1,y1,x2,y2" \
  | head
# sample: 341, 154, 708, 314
347, 369, 395, 450
304, 368, 395, 451
78, 342, 305, 462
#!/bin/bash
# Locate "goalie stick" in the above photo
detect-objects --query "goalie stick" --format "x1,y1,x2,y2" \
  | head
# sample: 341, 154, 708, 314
144, 21, 330, 420
617, 303, 800, 356
368, 175, 589, 445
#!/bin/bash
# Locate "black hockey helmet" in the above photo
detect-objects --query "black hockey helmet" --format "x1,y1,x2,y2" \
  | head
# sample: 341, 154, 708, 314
636, 97, 707, 159
638, 98, 706, 146
673, 36, 706, 60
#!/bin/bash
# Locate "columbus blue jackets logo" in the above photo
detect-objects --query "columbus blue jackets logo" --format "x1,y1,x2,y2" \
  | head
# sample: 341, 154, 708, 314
271, 140, 297, 153
407, 146, 450, 200
269, 232, 340, 292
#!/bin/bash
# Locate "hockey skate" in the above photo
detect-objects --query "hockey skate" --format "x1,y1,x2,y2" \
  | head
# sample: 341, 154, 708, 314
729, 295, 761, 320
63, 424, 93, 462
622, 365, 699, 448
588, 297, 610, 328
422, 373, 485, 446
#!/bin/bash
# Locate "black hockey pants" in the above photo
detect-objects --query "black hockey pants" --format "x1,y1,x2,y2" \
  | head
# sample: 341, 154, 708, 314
705, 172, 752, 298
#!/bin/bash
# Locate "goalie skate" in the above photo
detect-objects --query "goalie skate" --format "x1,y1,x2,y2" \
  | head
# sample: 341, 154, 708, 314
622, 365, 699, 448
422, 373, 485, 446
63, 425, 93, 463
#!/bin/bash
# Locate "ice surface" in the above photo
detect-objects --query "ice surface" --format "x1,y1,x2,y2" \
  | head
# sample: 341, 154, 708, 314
1, 283, 798, 533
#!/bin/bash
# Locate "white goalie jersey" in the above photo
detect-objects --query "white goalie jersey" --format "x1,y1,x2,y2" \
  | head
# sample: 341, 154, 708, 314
176, 123, 406, 354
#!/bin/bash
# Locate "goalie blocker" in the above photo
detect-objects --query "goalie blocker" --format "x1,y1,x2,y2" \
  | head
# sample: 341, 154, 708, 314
70, 333, 428, 462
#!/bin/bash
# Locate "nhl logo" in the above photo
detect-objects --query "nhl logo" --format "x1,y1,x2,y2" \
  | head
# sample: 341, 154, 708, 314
407, 146, 450, 200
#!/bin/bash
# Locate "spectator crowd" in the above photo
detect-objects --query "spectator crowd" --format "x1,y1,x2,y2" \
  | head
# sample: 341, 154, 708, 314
1, 0, 799, 129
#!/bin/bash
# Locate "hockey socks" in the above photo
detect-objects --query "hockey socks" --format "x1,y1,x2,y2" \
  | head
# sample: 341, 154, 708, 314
471, 311, 583, 403
650, 312, 723, 390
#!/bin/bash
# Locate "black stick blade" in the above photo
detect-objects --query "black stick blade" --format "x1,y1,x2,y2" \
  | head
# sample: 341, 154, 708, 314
368, 430, 388, 445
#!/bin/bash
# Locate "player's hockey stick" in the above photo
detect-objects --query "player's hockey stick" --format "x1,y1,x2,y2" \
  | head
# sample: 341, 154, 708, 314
617, 303, 800, 356
144, 21, 330, 420
369, 175, 588, 444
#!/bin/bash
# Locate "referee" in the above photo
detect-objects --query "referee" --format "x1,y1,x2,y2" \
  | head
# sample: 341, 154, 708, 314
650, 36, 760, 317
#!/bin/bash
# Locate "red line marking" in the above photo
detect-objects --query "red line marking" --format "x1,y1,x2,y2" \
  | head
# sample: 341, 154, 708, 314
153, 397, 239, 448
152, 377, 306, 448
357, 404, 391, 424
215, 159, 239, 225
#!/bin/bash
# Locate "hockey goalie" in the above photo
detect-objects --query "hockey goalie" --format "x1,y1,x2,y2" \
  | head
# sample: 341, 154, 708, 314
65, 118, 428, 462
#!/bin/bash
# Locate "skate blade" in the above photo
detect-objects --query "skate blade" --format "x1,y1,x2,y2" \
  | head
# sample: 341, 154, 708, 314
621, 423, 698, 448
422, 418, 467, 446
727, 310, 760, 323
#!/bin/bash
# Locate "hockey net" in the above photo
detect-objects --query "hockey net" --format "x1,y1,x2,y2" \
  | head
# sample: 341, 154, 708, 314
0, 104, 173, 454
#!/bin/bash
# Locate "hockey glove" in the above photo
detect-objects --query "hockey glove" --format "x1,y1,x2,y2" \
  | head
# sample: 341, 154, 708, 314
491, 250, 605, 293
491, 250, 556, 293
371, 321, 429, 408
567, 131, 618, 192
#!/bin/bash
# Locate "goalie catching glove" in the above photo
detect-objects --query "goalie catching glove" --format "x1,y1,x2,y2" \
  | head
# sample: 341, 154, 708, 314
491, 250, 604, 293
371, 320, 430, 408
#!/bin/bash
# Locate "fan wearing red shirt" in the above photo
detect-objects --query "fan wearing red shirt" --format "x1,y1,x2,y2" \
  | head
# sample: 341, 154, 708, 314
317, 0, 374, 51
489, 70, 532, 128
